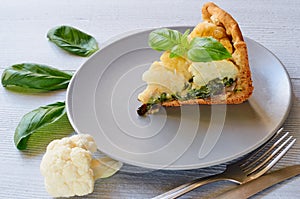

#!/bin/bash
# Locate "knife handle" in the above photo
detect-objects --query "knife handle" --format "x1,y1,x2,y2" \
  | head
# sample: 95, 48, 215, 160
215, 165, 300, 199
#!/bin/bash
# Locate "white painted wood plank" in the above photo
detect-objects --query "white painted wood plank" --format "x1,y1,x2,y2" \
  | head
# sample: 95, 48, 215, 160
0, 0, 299, 77
0, 0, 299, 198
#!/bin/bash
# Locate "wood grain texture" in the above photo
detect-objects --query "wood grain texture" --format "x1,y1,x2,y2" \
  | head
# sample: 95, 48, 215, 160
0, 0, 299, 198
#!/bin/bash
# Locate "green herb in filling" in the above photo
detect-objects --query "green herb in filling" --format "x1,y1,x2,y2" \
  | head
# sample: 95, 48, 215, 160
137, 77, 236, 116
153, 77, 235, 103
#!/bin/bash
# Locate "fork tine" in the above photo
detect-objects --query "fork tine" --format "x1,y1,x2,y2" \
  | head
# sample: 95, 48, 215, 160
244, 132, 290, 170
243, 135, 293, 174
239, 128, 285, 168
247, 137, 296, 181
242, 131, 290, 171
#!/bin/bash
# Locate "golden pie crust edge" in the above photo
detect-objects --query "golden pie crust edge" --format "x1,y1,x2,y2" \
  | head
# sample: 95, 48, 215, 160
162, 2, 254, 106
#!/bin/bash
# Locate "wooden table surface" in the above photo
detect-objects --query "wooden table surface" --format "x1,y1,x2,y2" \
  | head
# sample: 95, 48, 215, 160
1, 0, 299, 198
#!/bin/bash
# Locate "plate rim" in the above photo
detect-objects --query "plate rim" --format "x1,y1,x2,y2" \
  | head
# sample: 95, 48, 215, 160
66, 26, 292, 170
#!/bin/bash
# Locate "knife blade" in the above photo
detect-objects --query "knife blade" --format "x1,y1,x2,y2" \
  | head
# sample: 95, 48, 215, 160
215, 165, 300, 199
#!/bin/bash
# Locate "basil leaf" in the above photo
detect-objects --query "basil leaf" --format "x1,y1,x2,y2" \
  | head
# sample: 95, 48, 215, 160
148, 28, 183, 51
170, 44, 187, 58
14, 102, 72, 150
1, 63, 72, 91
181, 29, 191, 48
187, 37, 232, 62
148, 28, 231, 63
169, 29, 191, 58
47, 25, 99, 57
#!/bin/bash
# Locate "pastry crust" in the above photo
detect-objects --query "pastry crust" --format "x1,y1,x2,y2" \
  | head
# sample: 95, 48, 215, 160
162, 2, 253, 106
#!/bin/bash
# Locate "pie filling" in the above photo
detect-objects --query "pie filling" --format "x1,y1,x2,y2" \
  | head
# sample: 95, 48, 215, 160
137, 58, 239, 115
137, 22, 239, 115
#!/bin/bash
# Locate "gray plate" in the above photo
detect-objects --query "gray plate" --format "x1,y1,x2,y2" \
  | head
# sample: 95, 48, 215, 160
66, 26, 292, 170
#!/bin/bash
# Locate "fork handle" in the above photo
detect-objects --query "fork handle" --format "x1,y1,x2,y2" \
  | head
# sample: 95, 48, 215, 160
152, 173, 228, 199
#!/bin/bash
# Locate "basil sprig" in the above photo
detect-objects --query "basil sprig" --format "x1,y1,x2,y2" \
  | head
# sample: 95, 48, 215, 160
148, 28, 231, 62
1, 63, 72, 92
149, 28, 190, 58
14, 102, 73, 150
47, 25, 99, 57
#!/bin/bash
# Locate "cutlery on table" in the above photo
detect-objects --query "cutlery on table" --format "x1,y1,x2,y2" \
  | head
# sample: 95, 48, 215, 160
153, 128, 296, 199
215, 164, 300, 199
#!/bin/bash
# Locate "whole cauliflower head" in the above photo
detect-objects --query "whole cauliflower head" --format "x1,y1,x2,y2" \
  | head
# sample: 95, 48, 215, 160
40, 134, 97, 197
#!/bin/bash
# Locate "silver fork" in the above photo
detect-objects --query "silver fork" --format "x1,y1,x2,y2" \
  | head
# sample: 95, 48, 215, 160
153, 128, 296, 199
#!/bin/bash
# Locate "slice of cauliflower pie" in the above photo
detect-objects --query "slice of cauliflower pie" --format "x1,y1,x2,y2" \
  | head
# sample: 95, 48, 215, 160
137, 2, 253, 116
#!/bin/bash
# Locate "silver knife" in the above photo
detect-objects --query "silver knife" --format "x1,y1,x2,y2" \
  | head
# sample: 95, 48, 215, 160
215, 165, 300, 199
